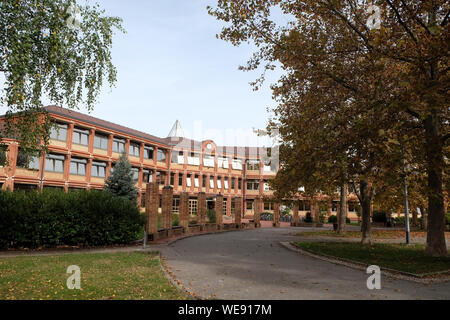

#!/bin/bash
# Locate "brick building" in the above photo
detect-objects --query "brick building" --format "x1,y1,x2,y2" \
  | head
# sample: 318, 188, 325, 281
0, 106, 360, 219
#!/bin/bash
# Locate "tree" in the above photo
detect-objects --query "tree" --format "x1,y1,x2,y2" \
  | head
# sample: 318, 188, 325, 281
0, 0, 124, 157
208, 0, 449, 256
104, 153, 138, 202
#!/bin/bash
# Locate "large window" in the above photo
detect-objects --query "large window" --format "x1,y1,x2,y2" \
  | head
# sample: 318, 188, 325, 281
194, 175, 199, 188
187, 152, 200, 165
143, 169, 153, 183
218, 157, 229, 169
50, 123, 68, 142
144, 146, 154, 160
16, 149, 40, 170
186, 174, 192, 187
91, 161, 107, 178
299, 200, 311, 211
202, 175, 206, 188
172, 198, 180, 214
72, 128, 89, 146
231, 177, 235, 189
94, 133, 109, 150
129, 143, 140, 157
112, 138, 125, 153
203, 155, 215, 167
131, 168, 139, 182
247, 179, 260, 191
223, 200, 227, 215
264, 202, 274, 211
0, 147, 6, 167
224, 177, 229, 190
156, 171, 166, 185
170, 173, 175, 186
247, 160, 260, 171
157, 149, 166, 162
217, 177, 222, 189
189, 199, 198, 215
70, 158, 87, 176
178, 173, 183, 187
209, 177, 214, 189
238, 178, 242, 190
45, 154, 65, 173
232, 158, 242, 170
172, 151, 184, 164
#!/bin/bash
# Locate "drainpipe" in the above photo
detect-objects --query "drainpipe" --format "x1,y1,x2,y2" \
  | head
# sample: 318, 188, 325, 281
242, 159, 249, 219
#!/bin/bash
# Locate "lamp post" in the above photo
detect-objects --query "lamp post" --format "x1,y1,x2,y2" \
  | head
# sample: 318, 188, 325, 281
402, 152, 411, 245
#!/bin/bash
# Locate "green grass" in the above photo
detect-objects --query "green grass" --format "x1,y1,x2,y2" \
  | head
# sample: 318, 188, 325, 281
0, 252, 187, 300
294, 242, 450, 275
294, 230, 450, 240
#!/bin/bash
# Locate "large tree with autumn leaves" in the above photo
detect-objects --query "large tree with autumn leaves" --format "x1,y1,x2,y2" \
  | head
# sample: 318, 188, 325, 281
0, 0, 124, 158
208, 0, 449, 256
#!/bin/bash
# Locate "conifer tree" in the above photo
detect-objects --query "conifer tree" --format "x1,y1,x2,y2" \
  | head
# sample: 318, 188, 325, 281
104, 153, 138, 202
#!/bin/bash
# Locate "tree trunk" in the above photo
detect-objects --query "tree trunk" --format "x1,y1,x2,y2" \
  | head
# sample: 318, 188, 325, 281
359, 180, 372, 245
424, 113, 447, 257
420, 206, 428, 231
412, 209, 418, 227
338, 182, 347, 234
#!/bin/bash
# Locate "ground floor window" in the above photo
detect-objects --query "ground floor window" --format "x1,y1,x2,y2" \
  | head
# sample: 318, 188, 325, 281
348, 201, 359, 212
173, 197, 180, 214
231, 201, 236, 214
298, 200, 311, 211
189, 199, 198, 215
223, 199, 227, 214
246, 201, 254, 210
264, 202, 274, 211
14, 184, 38, 193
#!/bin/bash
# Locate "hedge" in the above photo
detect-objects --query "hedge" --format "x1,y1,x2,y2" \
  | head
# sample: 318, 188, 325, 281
0, 189, 145, 249
327, 215, 351, 224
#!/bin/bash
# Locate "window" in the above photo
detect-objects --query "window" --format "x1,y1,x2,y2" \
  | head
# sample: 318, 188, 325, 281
72, 128, 89, 146
218, 157, 229, 169
202, 175, 206, 188
50, 123, 68, 142
194, 175, 199, 188
143, 169, 153, 183
172, 151, 184, 164
224, 177, 229, 190
217, 177, 222, 189
45, 154, 65, 173
129, 143, 140, 157
144, 146, 154, 160
247, 160, 260, 171
332, 201, 338, 212
223, 200, 227, 215
112, 138, 125, 153
70, 158, 87, 176
210, 177, 214, 188
131, 168, 139, 182
170, 173, 175, 186
178, 173, 183, 187
246, 201, 254, 210
187, 153, 200, 165
231, 201, 236, 214
14, 183, 38, 193
231, 178, 235, 189
247, 179, 260, 191
186, 174, 192, 187
16, 149, 40, 170
0, 148, 6, 167
264, 202, 274, 211
232, 158, 242, 170
203, 155, 215, 167
91, 161, 107, 178
157, 149, 167, 162
189, 199, 198, 215
94, 134, 108, 150
172, 198, 180, 214
299, 200, 311, 211
156, 171, 166, 185
348, 202, 359, 212
238, 178, 242, 190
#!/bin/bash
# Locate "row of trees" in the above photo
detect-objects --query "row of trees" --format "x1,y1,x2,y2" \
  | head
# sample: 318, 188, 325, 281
209, 0, 449, 256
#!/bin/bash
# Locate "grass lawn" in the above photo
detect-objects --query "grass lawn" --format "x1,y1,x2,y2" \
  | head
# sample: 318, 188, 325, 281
0, 252, 187, 300
294, 230, 450, 240
294, 242, 450, 275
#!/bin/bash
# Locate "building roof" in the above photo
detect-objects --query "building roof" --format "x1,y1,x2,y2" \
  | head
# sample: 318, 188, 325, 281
167, 120, 185, 139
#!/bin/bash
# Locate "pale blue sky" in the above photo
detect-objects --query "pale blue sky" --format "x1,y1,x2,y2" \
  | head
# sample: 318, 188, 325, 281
88, 0, 283, 147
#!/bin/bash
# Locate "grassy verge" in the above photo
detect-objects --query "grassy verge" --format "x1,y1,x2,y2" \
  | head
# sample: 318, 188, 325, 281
0, 252, 187, 300
293, 230, 450, 239
294, 242, 450, 274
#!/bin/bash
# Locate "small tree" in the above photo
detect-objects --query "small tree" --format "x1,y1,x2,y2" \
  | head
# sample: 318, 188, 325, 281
104, 153, 138, 202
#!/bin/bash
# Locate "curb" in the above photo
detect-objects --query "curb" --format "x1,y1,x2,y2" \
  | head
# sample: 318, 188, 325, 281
280, 242, 450, 284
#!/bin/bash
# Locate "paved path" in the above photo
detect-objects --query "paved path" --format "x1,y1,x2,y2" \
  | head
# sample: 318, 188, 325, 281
160, 227, 450, 300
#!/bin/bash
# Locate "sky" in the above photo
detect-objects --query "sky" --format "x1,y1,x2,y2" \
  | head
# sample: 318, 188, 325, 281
79, 0, 284, 147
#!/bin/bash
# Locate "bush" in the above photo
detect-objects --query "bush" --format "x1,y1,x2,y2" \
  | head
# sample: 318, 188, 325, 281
446, 213, 450, 225
328, 215, 351, 224
304, 212, 313, 223
0, 189, 145, 249
372, 210, 387, 223
207, 209, 216, 223
172, 214, 179, 227
328, 215, 338, 224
